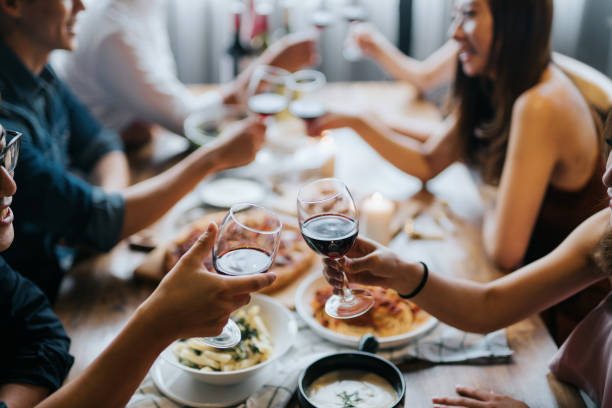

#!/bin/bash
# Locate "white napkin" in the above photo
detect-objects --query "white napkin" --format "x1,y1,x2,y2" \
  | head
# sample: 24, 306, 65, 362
127, 313, 512, 408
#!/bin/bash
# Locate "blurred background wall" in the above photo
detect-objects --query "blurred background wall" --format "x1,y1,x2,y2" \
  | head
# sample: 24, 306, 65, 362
70, 0, 612, 83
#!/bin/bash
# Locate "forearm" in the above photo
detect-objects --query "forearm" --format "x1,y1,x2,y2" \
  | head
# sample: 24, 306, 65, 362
91, 151, 130, 192
370, 40, 457, 93
36, 305, 170, 408
119, 146, 221, 239
351, 116, 434, 181
0, 384, 50, 408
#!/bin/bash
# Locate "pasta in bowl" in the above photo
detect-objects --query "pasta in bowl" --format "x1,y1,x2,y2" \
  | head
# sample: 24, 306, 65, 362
160, 294, 296, 385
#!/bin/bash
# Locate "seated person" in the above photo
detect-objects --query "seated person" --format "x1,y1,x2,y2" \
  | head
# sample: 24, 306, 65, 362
0, 124, 73, 408
322, 113, 612, 408
0, 123, 275, 408
61, 0, 317, 144
0, 0, 266, 302
309, 0, 608, 342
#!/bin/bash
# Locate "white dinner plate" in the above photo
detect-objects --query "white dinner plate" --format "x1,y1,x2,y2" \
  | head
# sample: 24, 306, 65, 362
199, 178, 267, 208
152, 357, 274, 407
295, 273, 438, 349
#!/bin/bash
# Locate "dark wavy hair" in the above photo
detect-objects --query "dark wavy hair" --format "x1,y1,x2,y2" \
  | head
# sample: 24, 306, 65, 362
454, 0, 554, 183
592, 110, 612, 274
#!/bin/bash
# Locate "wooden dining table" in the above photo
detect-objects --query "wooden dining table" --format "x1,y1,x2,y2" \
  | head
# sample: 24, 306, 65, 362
54, 82, 587, 407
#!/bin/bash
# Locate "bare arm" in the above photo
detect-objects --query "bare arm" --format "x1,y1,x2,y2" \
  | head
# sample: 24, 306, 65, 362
355, 25, 458, 94
326, 209, 609, 333
482, 93, 560, 270
309, 112, 461, 182
90, 151, 130, 192
119, 120, 264, 239
0, 384, 49, 408
36, 224, 276, 408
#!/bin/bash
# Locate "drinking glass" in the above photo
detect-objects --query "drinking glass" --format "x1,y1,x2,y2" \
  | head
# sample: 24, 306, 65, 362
342, 2, 367, 62
288, 70, 327, 133
297, 178, 374, 319
247, 65, 291, 123
199, 203, 282, 348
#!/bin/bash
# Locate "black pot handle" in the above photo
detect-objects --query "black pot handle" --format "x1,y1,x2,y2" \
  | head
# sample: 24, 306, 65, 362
358, 334, 379, 354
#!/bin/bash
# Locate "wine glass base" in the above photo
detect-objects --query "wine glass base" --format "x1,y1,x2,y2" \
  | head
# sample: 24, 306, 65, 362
198, 319, 241, 349
325, 288, 374, 319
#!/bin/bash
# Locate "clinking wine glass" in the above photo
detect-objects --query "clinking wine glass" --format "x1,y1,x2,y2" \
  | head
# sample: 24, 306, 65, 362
297, 178, 374, 319
288, 69, 327, 135
342, 2, 367, 62
198, 203, 282, 348
247, 65, 291, 124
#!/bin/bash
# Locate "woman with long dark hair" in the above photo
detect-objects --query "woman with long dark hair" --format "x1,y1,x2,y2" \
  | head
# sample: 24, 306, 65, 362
322, 111, 612, 407
310, 0, 607, 342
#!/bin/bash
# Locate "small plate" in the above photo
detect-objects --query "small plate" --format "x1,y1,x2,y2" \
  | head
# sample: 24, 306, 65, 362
152, 357, 274, 408
295, 273, 438, 349
199, 178, 267, 208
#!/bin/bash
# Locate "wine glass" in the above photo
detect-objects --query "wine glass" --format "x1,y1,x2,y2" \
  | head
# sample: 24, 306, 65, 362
311, 0, 335, 31
342, 1, 367, 62
288, 70, 327, 134
247, 65, 291, 123
297, 178, 374, 319
199, 203, 282, 348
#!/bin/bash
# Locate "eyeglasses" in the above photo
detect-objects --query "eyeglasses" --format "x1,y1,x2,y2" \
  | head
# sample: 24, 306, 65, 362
0, 129, 21, 175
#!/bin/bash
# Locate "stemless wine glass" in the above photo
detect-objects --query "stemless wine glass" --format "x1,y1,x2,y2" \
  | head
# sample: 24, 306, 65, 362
247, 65, 291, 123
297, 178, 374, 319
199, 203, 282, 348
288, 70, 327, 132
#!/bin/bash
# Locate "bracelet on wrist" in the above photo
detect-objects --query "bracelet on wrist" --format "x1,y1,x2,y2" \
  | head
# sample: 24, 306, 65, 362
398, 261, 428, 299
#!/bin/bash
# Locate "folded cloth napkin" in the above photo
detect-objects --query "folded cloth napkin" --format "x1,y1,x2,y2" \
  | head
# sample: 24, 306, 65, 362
127, 313, 512, 408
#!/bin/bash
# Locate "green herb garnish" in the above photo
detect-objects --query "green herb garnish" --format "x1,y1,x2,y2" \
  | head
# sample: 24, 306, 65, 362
336, 391, 363, 408
178, 357, 199, 369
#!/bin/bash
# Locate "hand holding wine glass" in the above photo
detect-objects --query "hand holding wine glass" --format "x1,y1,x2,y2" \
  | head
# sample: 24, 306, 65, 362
199, 203, 282, 348
297, 178, 374, 319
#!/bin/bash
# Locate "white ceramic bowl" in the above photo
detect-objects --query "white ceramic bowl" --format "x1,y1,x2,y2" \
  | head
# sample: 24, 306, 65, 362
161, 294, 296, 385
295, 273, 438, 349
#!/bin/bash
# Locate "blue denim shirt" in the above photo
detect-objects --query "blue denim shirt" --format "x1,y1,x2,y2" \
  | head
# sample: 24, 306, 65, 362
0, 41, 125, 300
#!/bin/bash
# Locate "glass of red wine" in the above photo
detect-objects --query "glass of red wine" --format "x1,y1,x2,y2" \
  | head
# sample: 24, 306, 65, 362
247, 65, 291, 123
311, 0, 335, 31
288, 70, 327, 135
199, 202, 282, 348
342, 2, 367, 62
297, 178, 374, 319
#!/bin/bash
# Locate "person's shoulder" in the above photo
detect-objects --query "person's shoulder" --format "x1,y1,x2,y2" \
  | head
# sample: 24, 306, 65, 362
515, 65, 587, 118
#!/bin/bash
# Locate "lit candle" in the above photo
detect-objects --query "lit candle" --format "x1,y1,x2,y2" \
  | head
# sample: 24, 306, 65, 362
361, 192, 395, 245
319, 132, 335, 178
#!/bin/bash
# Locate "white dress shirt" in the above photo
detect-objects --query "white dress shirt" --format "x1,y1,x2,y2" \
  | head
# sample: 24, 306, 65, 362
63, 0, 222, 135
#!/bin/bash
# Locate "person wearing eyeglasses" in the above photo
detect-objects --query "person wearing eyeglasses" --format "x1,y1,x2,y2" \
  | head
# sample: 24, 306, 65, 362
60, 0, 317, 147
0, 122, 276, 408
0, 0, 266, 302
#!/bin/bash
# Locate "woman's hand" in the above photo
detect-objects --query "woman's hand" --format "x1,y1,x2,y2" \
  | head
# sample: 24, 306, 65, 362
433, 386, 529, 408
141, 223, 276, 341
323, 236, 422, 296
351, 23, 391, 60
305, 111, 363, 137
209, 118, 266, 171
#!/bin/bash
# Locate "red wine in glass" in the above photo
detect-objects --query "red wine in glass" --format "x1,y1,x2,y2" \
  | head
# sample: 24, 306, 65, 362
289, 100, 327, 121
214, 247, 273, 276
312, 9, 334, 30
248, 93, 288, 120
301, 214, 357, 258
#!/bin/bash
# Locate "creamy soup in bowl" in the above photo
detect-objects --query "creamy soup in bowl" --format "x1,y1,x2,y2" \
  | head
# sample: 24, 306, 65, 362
307, 369, 397, 408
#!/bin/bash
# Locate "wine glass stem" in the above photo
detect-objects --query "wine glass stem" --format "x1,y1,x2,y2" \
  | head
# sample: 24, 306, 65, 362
337, 256, 356, 302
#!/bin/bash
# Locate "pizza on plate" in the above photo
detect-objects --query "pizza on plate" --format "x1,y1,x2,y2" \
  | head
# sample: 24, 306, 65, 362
164, 212, 316, 293
312, 286, 431, 338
